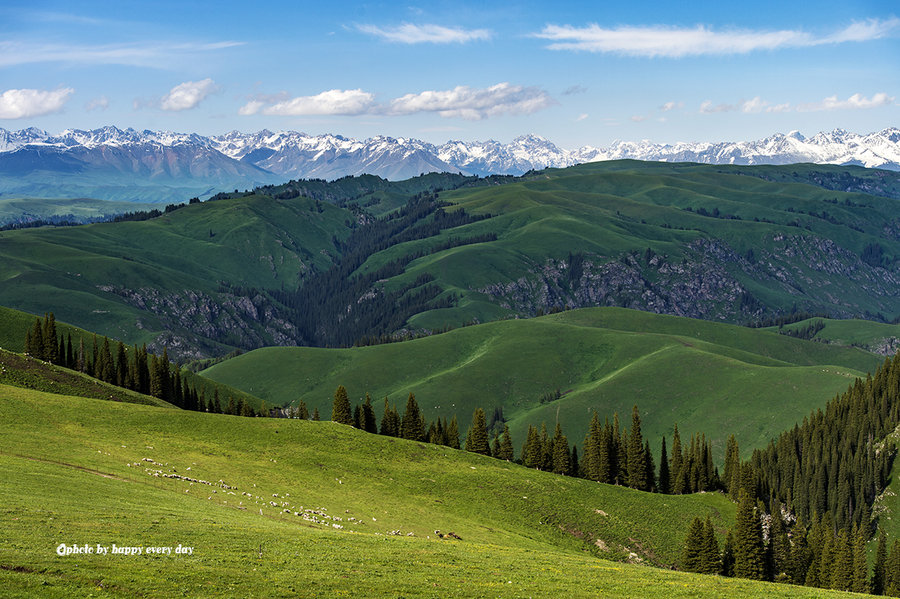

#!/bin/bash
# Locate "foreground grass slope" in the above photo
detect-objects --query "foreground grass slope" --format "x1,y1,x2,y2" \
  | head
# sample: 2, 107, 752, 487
0, 386, 865, 598
202, 307, 881, 459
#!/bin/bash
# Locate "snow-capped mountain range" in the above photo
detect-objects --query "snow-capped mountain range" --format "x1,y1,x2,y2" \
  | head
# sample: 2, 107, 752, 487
0, 126, 898, 202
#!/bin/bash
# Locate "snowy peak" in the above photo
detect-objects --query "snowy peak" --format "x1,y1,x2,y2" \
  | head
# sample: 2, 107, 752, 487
0, 127, 898, 184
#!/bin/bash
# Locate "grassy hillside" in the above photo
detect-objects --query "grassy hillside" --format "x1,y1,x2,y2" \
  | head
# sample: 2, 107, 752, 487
0, 304, 265, 410
0, 385, 863, 598
0, 197, 156, 227
387, 161, 900, 329
771, 317, 900, 355
1, 162, 898, 360
202, 307, 881, 459
0, 193, 351, 357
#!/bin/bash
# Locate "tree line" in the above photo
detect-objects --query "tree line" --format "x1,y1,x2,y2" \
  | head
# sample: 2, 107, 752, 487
23, 313, 265, 417
681, 351, 900, 594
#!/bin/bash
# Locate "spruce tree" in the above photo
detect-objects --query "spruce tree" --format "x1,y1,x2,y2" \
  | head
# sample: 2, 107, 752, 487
658, 436, 671, 494
491, 433, 501, 458
551, 423, 570, 475
851, 524, 869, 594
331, 385, 352, 425
699, 516, 721, 575
43, 312, 58, 364
522, 425, 541, 468
498, 424, 515, 461
671, 424, 685, 494
582, 412, 601, 481
312, 407, 320, 421
464, 408, 490, 455
446, 415, 460, 449
401, 392, 424, 441
30, 317, 44, 360
873, 530, 887, 596
627, 405, 647, 490
733, 492, 766, 580
681, 517, 704, 572
723, 435, 741, 500
362, 393, 377, 433
115, 341, 128, 387
721, 530, 735, 577
298, 400, 309, 420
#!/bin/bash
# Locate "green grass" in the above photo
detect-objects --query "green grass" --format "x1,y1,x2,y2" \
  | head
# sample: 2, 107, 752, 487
202, 307, 881, 460
0, 385, 868, 598
772, 317, 900, 355
0, 197, 156, 226
0, 349, 174, 407
0, 193, 351, 351
2, 162, 899, 359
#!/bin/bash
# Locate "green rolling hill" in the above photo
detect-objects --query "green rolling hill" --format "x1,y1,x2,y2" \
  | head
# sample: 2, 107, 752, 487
0, 162, 897, 360
0, 385, 862, 598
201, 307, 882, 459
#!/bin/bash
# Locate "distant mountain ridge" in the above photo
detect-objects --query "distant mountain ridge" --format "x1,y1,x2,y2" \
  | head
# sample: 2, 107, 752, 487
0, 126, 898, 202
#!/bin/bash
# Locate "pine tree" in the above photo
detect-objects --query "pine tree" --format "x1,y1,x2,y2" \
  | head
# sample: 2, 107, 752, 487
331, 385, 352, 425
699, 516, 721, 575
226, 396, 236, 415
723, 435, 741, 500
658, 436, 671, 494
362, 393, 377, 433
30, 317, 44, 360
851, 524, 869, 594
551, 422, 570, 475
644, 440, 656, 492
112, 341, 126, 387
498, 424, 515, 461
401, 392, 424, 441
298, 400, 309, 420
582, 412, 602, 481
464, 408, 490, 455
240, 399, 255, 417
212, 388, 222, 413
721, 530, 735, 577
43, 312, 58, 364
522, 425, 541, 468
873, 530, 887, 596
490, 433, 501, 458
681, 517, 705, 572
312, 407, 320, 421
733, 492, 766, 580
671, 424, 685, 494
445, 415, 460, 449
627, 405, 647, 490
570, 444, 580, 478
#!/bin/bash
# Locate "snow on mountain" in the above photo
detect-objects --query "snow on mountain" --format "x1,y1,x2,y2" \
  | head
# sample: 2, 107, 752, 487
0, 127, 898, 196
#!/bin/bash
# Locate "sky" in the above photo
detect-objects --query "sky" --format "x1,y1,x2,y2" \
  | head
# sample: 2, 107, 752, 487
0, 0, 897, 148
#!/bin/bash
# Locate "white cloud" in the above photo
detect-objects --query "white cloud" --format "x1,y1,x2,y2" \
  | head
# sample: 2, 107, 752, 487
576, 113, 589, 121
84, 95, 109, 111
387, 82, 555, 120
0, 87, 73, 119
699, 100, 736, 114
660, 101, 682, 112
533, 17, 900, 57
160, 78, 218, 111
242, 89, 377, 116
357, 23, 491, 44
741, 96, 769, 113
630, 115, 648, 122
797, 92, 895, 112
0, 40, 244, 68
242, 83, 556, 120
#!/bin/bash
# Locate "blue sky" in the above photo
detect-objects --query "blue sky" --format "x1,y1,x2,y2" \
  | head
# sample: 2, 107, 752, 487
0, 0, 897, 147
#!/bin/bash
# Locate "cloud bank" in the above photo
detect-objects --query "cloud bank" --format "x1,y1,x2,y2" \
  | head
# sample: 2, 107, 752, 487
240, 83, 554, 120
534, 17, 900, 57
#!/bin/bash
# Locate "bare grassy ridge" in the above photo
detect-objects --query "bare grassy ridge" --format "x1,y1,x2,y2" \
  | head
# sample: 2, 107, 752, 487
0, 385, 866, 598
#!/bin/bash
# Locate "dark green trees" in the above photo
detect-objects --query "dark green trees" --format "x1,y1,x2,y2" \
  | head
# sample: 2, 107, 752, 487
464, 408, 490, 455
331, 385, 352, 425
401, 393, 425, 441
732, 493, 765, 580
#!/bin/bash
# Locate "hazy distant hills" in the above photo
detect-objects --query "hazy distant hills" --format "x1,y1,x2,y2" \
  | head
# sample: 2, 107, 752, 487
0, 126, 897, 203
